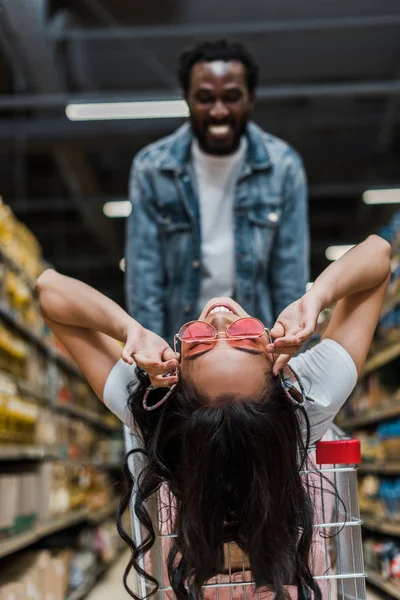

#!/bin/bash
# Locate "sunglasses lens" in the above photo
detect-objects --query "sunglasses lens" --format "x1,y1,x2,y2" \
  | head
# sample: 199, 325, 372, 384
228, 318, 265, 338
179, 321, 215, 341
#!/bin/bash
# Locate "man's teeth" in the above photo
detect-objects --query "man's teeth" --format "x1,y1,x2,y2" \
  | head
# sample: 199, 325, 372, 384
208, 125, 230, 136
209, 306, 234, 315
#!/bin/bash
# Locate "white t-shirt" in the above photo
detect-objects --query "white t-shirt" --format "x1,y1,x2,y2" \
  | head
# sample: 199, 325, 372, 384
192, 139, 248, 313
103, 339, 357, 446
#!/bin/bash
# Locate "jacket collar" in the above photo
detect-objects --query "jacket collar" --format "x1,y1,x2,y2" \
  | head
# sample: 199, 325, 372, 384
159, 121, 272, 172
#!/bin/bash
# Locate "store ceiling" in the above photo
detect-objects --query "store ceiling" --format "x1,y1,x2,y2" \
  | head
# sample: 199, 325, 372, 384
0, 0, 400, 305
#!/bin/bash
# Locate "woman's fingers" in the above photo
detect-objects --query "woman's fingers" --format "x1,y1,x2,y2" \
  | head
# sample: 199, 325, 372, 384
122, 345, 135, 364
268, 325, 314, 350
163, 347, 180, 362
269, 322, 285, 339
133, 352, 177, 374
273, 354, 291, 376
150, 374, 179, 387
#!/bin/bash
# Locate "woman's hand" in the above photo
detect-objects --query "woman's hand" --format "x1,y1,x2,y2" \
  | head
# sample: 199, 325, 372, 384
266, 293, 322, 375
122, 322, 179, 388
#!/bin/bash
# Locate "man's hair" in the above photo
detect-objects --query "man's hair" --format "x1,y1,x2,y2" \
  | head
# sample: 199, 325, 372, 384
178, 39, 259, 95
117, 369, 324, 600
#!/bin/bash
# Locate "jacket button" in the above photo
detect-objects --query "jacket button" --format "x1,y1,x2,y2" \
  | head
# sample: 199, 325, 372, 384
268, 211, 279, 223
184, 304, 191, 314
192, 259, 200, 269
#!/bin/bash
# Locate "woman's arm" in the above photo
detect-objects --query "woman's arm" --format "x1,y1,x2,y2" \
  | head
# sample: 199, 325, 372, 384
36, 270, 178, 400
307, 234, 391, 312
269, 235, 391, 375
36, 269, 139, 344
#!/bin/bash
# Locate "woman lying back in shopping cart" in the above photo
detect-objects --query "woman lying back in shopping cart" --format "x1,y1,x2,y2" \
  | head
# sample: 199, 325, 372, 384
36, 234, 390, 600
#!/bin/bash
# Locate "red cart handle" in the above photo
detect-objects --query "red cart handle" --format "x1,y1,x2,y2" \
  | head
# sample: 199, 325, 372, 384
315, 439, 361, 465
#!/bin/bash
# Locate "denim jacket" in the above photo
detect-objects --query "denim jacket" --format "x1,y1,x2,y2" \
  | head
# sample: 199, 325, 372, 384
125, 122, 309, 342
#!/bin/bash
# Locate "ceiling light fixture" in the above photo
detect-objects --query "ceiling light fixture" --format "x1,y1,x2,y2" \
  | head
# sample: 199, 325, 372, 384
119, 258, 126, 272
325, 245, 355, 261
66, 100, 189, 121
103, 201, 131, 218
363, 188, 400, 204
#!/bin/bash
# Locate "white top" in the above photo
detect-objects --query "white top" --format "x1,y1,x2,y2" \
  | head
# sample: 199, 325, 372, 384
103, 338, 357, 445
192, 139, 248, 313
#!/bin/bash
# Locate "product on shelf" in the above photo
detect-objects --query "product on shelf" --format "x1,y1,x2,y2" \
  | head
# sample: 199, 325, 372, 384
364, 537, 400, 583
0, 198, 44, 282
358, 418, 400, 466
0, 550, 71, 600
369, 211, 400, 353
0, 472, 38, 538
359, 473, 400, 522
0, 373, 38, 444
338, 358, 400, 423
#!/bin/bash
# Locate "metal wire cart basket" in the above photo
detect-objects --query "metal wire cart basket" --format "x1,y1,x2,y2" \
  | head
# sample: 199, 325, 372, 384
124, 423, 366, 600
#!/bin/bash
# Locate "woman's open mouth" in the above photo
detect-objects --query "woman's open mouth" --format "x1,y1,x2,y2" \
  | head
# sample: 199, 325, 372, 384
206, 303, 238, 316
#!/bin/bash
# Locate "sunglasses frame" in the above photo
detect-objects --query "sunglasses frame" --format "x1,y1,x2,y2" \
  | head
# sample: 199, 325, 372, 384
142, 319, 308, 412
175, 317, 267, 345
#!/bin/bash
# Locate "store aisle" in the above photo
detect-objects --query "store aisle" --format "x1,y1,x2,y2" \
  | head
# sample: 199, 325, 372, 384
87, 550, 131, 600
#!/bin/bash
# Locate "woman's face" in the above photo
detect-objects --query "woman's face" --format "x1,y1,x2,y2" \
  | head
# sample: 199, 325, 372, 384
179, 297, 274, 401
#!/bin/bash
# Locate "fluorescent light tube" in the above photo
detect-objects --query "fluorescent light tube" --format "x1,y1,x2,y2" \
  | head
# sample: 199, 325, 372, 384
363, 188, 400, 204
103, 201, 131, 218
66, 100, 189, 121
325, 245, 355, 261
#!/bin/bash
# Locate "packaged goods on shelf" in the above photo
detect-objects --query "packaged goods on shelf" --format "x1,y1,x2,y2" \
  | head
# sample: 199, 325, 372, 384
0, 462, 118, 540
338, 357, 400, 423
369, 211, 400, 354
43, 462, 116, 519
364, 537, 400, 582
359, 473, 400, 522
0, 198, 44, 283
358, 419, 400, 465
0, 518, 125, 600
0, 472, 38, 538
0, 550, 71, 600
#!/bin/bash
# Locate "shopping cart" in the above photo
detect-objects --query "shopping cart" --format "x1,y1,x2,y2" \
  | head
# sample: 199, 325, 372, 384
124, 423, 366, 600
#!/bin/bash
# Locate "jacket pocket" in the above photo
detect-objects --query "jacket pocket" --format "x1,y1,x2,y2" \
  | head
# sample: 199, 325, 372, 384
248, 208, 281, 268
156, 212, 192, 234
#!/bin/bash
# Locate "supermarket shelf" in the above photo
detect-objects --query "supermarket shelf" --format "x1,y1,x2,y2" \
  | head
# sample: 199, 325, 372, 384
367, 570, 400, 599
0, 446, 122, 468
0, 508, 89, 559
0, 247, 35, 292
88, 499, 119, 525
55, 402, 120, 433
362, 514, 400, 536
0, 301, 81, 378
0, 501, 120, 559
8, 375, 119, 433
0, 445, 58, 461
16, 379, 52, 404
363, 341, 400, 375
359, 462, 400, 474
339, 396, 400, 429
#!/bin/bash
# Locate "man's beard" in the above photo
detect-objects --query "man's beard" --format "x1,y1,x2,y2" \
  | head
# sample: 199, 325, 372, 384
191, 116, 249, 156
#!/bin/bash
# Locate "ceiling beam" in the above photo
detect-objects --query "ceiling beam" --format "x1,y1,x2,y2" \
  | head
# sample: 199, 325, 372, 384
1, 0, 120, 262
2, 79, 400, 111
6, 181, 400, 214
51, 13, 400, 41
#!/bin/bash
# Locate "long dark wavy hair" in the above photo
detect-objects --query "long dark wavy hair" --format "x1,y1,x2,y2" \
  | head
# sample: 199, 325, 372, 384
116, 368, 322, 600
